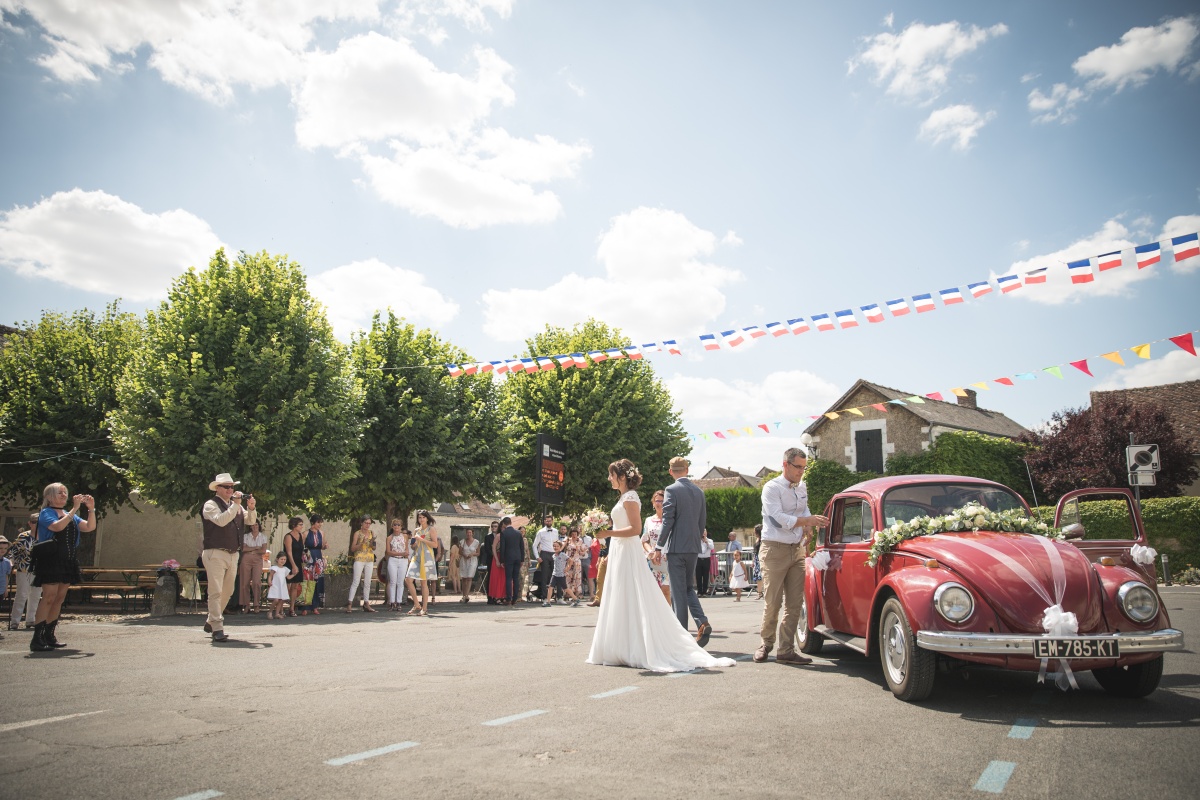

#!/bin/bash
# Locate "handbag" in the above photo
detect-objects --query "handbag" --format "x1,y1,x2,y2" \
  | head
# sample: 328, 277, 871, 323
299, 580, 316, 606
377, 555, 390, 583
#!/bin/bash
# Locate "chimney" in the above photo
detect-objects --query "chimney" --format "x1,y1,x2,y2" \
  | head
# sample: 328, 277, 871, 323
957, 388, 977, 409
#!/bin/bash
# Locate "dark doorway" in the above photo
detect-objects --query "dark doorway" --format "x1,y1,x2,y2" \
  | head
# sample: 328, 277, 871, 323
855, 429, 884, 474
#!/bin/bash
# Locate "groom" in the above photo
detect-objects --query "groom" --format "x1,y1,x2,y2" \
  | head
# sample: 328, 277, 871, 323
653, 456, 712, 647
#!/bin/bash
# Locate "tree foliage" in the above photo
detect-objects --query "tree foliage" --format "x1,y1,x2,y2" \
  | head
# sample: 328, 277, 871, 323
501, 320, 688, 517
804, 458, 878, 516
703, 486, 762, 537
323, 311, 508, 524
0, 303, 142, 518
1019, 397, 1198, 502
109, 249, 362, 516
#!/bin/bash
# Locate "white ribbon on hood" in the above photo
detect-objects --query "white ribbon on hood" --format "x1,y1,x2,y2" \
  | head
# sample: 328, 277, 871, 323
1130, 543, 1158, 566
949, 534, 1079, 690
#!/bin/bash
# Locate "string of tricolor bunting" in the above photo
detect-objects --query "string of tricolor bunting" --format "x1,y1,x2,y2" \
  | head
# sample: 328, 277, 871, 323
687, 328, 1199, 442
443, 231, 1200, 377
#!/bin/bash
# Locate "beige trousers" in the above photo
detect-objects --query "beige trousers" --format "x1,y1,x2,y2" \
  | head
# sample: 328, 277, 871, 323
758, 540, 806, 654
593, 556, 609, 603
202, 548, 238, 632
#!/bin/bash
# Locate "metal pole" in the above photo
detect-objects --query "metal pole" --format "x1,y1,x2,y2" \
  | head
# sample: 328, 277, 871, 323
1129, 432, 1141, 511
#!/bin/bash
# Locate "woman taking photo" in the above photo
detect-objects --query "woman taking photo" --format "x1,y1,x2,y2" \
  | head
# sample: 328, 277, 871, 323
283, 517, 306, 616
458, 529, 480, 603
385, 520, 410, 611
405, 516, 438, 616
346, 515, 377, 613
30, 483, 95, 651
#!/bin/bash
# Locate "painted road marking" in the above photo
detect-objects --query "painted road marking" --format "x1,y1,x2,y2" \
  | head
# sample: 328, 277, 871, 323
325, 741, 419, 766
0, 710, 108, 734
590, 686, 640, 699
483, 709, 547, 726
1008, 719, 1038, 740
974, 761, 1016, 794
171, 791, 224, 800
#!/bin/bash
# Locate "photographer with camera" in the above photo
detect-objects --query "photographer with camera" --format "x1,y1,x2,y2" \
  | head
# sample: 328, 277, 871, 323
201, 473, 257, 643
30, 482, 96, 652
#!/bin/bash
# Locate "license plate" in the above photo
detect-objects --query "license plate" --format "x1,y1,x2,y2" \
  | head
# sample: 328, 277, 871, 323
1033, 638, 1119, 659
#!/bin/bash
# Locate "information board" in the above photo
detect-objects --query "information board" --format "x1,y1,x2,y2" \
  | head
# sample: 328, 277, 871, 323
535, 432, 566, 506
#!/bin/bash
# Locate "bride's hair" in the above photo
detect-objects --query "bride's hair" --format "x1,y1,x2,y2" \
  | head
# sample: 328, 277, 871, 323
608, 458, 643, 490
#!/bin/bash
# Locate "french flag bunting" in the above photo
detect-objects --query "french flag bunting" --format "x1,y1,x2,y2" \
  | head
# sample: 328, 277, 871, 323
812, 314, 835, 331
462, 363, 479, 376
1023, 267, 1047, 284
1097, 250, 1123, 271
744, 325, 767, 339
506, 358, 524, 373
664, 340, 682, 355
939, 287, 964, 305
520, 358, 537, 372
537, 357, 555, 371
765, 321, 788, 336
967, 281, 992, 298
626, 345, 644, 360
1135, 242, 1161, 269
588, 350, 608, 362
996, 274, 1022, 293
700, 334, 720, 351
446, 364, 463, 377
835, 309, 858, 328
1067, 258, 1094, 284
477, 362, 494, 374
913, 293, 936, 313
641, 342, 661, 352
556, 354, 576, 369
788, 317, 810, 334
491, 360, 509, 375
605, 348, 626, 360
722, 329, 745, 347
861, 304, 885, 323
1173, 232, 1199, 262
886, 298, 910, 316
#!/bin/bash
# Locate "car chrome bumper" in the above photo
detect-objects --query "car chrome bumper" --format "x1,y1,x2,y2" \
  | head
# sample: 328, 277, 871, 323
916, 628, 1185, 656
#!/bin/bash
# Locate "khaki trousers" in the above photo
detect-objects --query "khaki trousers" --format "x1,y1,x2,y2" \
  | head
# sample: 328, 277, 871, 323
593, 556, 609, 603
758, 540, 806, 654
202, 548, 238, 632
238, 548, 264, 607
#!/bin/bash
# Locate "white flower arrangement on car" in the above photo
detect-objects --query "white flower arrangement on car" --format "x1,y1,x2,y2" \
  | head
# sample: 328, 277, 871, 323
580, 508, 612, 538
865, 503, 1062, 567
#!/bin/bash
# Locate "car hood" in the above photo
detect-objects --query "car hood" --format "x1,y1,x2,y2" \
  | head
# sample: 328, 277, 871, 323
899, 531, 1103, 633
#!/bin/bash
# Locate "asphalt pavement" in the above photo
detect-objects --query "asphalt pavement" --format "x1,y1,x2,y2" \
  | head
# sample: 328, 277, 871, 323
2, 587, 1199, 800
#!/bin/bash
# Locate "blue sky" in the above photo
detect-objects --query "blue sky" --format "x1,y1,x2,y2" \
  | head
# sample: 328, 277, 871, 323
1, 1, 1198, 475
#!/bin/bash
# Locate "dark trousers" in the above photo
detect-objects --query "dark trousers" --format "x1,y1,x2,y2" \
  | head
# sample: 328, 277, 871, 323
504, 560, 524, 603
536, 551, 554, 599
696, 557, 712, 596
666, 552, 707, 631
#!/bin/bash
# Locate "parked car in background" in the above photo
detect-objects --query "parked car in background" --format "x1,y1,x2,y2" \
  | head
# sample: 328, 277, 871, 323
799, 475, 1183, 701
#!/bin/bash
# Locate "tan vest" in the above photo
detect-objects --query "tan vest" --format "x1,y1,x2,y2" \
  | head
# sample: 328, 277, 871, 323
201, 496, 244, 551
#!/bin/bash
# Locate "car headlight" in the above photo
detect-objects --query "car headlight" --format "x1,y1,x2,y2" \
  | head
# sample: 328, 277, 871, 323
934, 582, 974, 623
1117, 581, 1159, 623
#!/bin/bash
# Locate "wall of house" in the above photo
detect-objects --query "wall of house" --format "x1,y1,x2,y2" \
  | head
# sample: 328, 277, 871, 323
809, 387, 930, 472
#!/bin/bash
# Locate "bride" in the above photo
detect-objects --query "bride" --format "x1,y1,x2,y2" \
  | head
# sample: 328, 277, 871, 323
587, 459, 736, 673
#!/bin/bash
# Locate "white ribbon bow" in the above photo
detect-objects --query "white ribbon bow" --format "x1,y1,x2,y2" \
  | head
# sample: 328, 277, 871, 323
1130, 543, 1158, 566
811, 551, 831, 571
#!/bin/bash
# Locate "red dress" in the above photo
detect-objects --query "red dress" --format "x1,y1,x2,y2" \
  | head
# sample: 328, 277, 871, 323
488, 559, 507, 600
588, 539, 601, 578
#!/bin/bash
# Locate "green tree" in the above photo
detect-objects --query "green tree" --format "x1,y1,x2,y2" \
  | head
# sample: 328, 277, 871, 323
109, 249, 362, 516
323, 311, 508, 524
0, 303, 142, 518
501, 319, 688, 517
885, 430, 1036, 503
803, 458, 878, 516
703, 486, 762, 537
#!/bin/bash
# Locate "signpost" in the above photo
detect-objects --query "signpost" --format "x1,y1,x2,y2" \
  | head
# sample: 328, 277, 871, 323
1126, 435, 1161, 507
534, 432, 566, 509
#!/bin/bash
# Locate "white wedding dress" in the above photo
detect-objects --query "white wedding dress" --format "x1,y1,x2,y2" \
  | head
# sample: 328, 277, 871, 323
587, 491, 736, 673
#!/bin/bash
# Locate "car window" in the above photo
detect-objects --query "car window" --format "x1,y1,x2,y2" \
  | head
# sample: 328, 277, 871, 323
883, 482, 1027, 525
1062, 492, 1138, 540
839, 500, 864, 543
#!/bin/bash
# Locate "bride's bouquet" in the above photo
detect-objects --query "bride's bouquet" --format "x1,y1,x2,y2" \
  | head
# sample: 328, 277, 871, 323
580, 507, 611, 538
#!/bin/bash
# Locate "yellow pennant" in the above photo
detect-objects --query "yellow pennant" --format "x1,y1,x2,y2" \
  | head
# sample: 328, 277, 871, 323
825, 412, 840, 420
742, 427, 753, 436
847, 408, 864, 416
1131, 343, 1151, 359
951, 387, 969, 397
726, 429, 741, 437
971, 382, 990, 390
1100, 351, 1125, 366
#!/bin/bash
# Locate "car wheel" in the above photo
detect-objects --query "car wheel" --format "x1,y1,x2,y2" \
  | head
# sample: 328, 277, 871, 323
798, 593, 824, 655
1092, 655, 1164, 698
879, 597, 936, 701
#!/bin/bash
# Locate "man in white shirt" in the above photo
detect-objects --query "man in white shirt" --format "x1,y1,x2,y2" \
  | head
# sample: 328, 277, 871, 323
201, 472, 257, 642
755, 448, 828, 665
532, 515, 557, 601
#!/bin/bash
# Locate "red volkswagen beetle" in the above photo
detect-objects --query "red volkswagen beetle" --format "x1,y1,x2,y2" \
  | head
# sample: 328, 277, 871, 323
799, 475, 1183, 701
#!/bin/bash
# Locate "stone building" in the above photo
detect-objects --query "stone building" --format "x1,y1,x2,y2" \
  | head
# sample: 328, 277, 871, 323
1090, 379, 1200, 496
803, 379, 1028, 474
694, 465, 763, 491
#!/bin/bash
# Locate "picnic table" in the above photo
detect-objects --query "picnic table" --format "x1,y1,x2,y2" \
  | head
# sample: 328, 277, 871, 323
72, 567, 159, 612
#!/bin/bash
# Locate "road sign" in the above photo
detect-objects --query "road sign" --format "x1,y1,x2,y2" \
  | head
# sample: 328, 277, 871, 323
1129, 471, 1157, 487
1126, 444, 1160, 473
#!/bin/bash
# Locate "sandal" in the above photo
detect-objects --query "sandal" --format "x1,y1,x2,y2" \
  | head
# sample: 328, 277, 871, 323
407, 607, 421, 616
300, 610, 308, 616
363, 604, 377, 613
312, 609, 320, 615
345, 606, 353, 614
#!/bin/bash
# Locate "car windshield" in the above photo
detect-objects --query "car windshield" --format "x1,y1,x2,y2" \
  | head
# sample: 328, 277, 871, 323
882, 482, 1027, 527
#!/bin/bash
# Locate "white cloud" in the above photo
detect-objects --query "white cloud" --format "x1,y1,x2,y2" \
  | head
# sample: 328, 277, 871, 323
1027, 82, 1087, 124
3, 1, 585, 229
1161, 214, 1200, 273
0, 189, 222, 300
1028, 16, 1199, 123
480, 207, 742, 341
849, 20, 1008, 102
308, 258, 459, 339
1073, 16, 1199, 91
1020, 71, 1040, 83
918, 104, 994, 150
883, 12, 894, 30
1002, 218, 1152, 306
1093, 350, 1200, 391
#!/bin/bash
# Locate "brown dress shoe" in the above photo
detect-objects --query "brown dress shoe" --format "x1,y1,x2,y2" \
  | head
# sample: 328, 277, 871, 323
776, 651, 813, 665
753, 644, 772, 663
695, 622, 712, 648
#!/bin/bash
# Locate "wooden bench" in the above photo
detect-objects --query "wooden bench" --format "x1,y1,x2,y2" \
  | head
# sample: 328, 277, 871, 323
69, 581, 153, 613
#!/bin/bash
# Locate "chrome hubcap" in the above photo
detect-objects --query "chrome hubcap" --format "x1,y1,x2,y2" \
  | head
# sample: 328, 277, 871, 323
883, 612, 907, 683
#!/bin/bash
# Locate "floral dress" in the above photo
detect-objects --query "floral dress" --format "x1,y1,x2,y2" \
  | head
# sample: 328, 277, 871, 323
565, 538, 587, 594
640, 515, 669, 587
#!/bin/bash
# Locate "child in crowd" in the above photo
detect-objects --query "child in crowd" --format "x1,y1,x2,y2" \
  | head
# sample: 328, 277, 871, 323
728, 550, 748, 601
0, 536, 10, 640
544, 540, 568, 607
267, 551, 290, 620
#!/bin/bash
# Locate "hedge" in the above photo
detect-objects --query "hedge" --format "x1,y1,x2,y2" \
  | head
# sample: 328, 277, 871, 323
703, 486, 763, 537
885, 430, 1036, 504
804, 459, 878, 517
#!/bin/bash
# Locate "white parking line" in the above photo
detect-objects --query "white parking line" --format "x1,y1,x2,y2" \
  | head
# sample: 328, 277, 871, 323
325, 741, 419, 766
0, 709, 108, 734
590, 686, 640, 699
482, 709, 547, 726
170, 791, 223, 800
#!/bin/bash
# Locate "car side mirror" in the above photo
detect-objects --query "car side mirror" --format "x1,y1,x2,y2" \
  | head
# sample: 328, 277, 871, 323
1061, 523, 1086, 541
